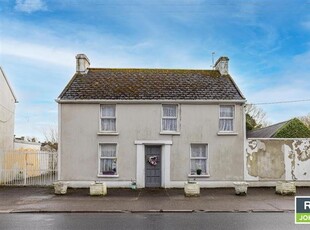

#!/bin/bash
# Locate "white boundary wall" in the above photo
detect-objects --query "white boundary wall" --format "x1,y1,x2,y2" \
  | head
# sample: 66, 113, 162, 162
245, 138, 310, 186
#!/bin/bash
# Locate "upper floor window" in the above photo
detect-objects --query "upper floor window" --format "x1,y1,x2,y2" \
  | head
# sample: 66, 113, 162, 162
162, 104, 178, 132
100, 105, 116, 132
219, 105, 234, 132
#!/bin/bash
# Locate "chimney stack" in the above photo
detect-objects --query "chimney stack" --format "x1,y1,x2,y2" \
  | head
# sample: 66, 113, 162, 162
214, 56, 229, 75
76, 54, 90, 73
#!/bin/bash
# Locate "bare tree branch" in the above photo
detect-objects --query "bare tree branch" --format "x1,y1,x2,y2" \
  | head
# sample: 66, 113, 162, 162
299, 113, 310, 129
245, 104, 271, 129
42, 126, 58, 151
42, 126, 58, 144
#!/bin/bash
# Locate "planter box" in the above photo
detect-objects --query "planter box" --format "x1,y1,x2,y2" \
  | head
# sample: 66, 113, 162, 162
54, 181, 68, 195
90, 182, 107, 196
276, 181, 296, 195
233, 182, 249, 196
184, 181, 200, 197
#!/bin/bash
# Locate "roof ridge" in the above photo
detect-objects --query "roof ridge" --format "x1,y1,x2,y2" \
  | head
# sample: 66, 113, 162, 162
249, 120, 290, 132
271, 118, 303, 138
88, 67, 220, 72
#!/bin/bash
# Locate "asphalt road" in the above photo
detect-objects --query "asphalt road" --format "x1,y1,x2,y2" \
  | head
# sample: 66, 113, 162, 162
0, 213, 308, 230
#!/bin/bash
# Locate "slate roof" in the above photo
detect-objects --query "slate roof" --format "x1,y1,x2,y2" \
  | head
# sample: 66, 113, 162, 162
247, 121, 288, 138
58, 68, 245, 101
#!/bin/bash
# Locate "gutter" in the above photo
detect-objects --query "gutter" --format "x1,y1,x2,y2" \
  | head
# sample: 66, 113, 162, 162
55, 99, 247, 104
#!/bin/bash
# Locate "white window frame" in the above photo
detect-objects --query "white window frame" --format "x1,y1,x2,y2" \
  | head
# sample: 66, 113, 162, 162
98, 143, 119, 177
219, 105, 235, 132
100, 104, 117, 133
189, 144, 209, 177
161, 104, 180, 133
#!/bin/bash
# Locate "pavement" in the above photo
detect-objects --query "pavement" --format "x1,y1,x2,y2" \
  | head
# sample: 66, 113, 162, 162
0, 186, 309, 213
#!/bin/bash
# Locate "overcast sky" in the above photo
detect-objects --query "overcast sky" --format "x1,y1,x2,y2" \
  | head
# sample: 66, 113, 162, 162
1, 0, 310, 140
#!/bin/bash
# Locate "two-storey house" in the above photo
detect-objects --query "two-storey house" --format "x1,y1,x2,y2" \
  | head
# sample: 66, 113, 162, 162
57, 54, 246, 188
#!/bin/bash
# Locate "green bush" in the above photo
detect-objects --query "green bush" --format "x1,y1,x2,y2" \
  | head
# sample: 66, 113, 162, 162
274, 118, 310, 138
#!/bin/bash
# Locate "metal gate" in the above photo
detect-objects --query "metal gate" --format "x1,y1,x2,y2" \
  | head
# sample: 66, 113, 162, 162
0, 151, 58, 186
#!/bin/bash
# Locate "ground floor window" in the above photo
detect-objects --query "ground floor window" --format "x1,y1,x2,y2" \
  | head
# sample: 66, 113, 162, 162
190, 144, 208, 175
99, 144, 117, 175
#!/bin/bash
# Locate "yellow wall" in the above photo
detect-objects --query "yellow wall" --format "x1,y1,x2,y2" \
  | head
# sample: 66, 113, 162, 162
4, 150, 41, 180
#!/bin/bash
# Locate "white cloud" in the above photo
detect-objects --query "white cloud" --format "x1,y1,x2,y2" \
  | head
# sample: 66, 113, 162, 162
1, 38, 74, 67
15, 0, 47, 13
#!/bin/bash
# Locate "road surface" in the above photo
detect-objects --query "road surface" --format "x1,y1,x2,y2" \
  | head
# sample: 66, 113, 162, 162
0, 213, 307, 230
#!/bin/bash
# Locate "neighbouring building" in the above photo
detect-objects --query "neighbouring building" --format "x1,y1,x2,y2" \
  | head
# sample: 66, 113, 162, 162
247, 118, 310, 138
0, 67, 17, 180
14, 136, 41, 151
57, 54, 246, 188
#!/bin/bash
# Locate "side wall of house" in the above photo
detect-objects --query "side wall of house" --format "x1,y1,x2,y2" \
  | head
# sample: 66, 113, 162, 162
59, 103, 245, 187
245, 139, 310, 186
0, 70, 16, 178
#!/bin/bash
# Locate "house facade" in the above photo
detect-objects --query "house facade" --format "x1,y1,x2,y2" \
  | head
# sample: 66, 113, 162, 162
57, 54, 246, 188
0, 67, 17, 182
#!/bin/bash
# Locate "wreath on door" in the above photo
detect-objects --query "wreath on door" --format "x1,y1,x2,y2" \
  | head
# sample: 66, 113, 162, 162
148, 156, 159, 166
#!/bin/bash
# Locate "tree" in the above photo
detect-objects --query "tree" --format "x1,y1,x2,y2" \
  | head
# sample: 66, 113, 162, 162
245, 104, 270, 130
299, 113, 310, 129
42, 126, 58, 151
246, 113, 258, 131
274, 118, 310, 138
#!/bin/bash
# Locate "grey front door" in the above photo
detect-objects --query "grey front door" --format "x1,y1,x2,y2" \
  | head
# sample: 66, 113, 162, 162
145, 146, 161, 188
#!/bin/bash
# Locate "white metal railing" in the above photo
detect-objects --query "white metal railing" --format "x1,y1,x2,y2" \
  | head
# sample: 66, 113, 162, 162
0, 151, 58, 186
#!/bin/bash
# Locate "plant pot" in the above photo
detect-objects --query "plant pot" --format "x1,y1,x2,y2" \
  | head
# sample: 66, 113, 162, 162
276, 181, 296, 195
233, 182, 249, 196
90, 182, 107, 196
54, 181, 68, 195
184, 181, 200, 197
196, 169, 202, 175
131, 181, 137, 190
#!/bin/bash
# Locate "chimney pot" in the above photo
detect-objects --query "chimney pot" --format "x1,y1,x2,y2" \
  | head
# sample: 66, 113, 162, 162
76, 54, 90, 73
214, 56, 229, 75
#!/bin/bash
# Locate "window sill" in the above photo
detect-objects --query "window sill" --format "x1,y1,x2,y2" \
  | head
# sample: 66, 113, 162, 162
160, 131, 181, 135
188, 174, 210, 178
97, 174, 119, 178
217, 132, 238, 136
97, 132, 119, 136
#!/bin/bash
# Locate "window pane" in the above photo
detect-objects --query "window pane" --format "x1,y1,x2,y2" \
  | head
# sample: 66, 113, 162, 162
162, 118, 177, 131
101, 118, 116, 131
163, 105, 177, 117
220, 106, 234, 118
219, 119, 233, 131
101, 144, 116, 157
100, 159, 117, 175
101, 105, 115, 117
190, 159, 207, 175
191, 145, 207, 157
